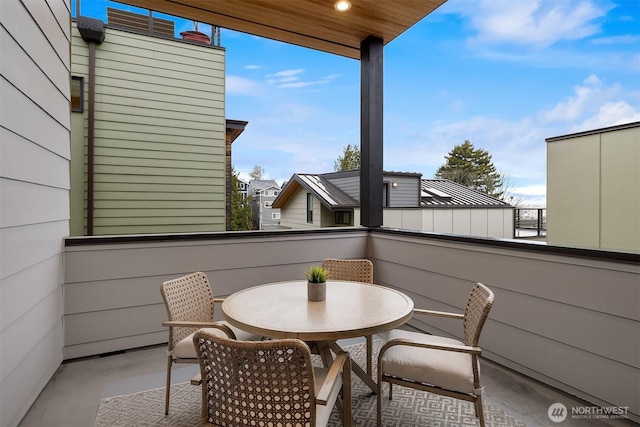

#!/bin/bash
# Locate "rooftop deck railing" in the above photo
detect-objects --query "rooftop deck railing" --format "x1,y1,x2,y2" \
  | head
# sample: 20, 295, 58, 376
515, 208, 546, 238
63, 227, 639, 422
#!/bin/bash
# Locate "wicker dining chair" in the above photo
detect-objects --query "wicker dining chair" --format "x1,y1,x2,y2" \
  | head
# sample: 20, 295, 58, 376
160, 271, 261, 415
376, 282, 495, 427
321, 258, 375, 376
193, 330, 352, 427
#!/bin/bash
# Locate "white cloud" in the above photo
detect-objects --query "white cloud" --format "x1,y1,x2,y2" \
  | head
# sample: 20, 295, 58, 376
510, 184, 547, 207
449, 0, 610, 47
592, 35, 640, 45
513, 184, 546, 196
270, 69, 305, 78
245, 64, 267, 70
279, 80, 330, 89
572, 101, 640, 131
226, 75, 260, 95
266, 69, 339, 89
540, 74, 631, 123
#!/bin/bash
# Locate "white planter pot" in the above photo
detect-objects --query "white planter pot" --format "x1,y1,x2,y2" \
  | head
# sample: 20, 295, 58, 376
307, 281, 326, 302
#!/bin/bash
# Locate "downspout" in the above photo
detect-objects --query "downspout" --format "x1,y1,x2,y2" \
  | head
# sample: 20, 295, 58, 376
76, 17, 105, 235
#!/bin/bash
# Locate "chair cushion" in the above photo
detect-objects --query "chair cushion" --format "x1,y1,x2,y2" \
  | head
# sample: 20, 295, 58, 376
220, 321, 262, 341
313, 367, 342, 427
380, 329, 476, 394
172, 327, 230, 359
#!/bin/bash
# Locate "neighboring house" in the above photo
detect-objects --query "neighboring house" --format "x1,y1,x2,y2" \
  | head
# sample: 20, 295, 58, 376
248, 179, 282, 230
237, 178, 249, 199
546, 121, 640, 252
273, 170, 514, 238
70, 9, 246, 235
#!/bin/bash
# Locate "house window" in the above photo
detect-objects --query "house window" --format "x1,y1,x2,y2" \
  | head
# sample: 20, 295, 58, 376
306, 193, 313, 223
335, 211, 351, 225
383, 182, 390, 207
272, 212, 280, 220
264, 201, 273, 208
71, 76, 83, 112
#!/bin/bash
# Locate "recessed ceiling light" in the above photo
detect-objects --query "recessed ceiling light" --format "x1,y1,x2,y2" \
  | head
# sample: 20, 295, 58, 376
334, 0, 352, 12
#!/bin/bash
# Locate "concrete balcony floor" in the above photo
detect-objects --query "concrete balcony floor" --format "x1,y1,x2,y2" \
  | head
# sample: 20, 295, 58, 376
19, 336, 635, 427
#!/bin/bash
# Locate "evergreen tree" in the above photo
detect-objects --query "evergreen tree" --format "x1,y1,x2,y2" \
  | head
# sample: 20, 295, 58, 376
230, 168, 254, 231
334, 144, 361, 171
435, 140, 503, 199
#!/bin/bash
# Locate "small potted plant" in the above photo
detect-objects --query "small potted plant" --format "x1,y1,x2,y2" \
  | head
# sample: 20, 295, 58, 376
304, 265, 328, 301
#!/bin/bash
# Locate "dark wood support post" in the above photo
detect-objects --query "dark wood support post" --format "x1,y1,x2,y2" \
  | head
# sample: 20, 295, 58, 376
360, 36, 384, 228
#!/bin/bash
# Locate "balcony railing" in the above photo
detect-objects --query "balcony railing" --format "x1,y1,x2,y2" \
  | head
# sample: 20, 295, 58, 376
63, 226, 639, 422
515, 208, 546, 238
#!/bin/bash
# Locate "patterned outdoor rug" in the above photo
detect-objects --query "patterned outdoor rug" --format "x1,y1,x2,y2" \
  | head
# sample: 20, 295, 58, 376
94, 340, 527, 426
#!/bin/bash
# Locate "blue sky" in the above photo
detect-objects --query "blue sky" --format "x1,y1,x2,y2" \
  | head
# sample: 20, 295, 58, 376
78, 0, 640, 206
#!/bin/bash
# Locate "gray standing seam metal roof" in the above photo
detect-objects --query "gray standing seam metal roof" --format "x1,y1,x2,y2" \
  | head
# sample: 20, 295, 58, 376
295, 174, 359, 209
421, 179, 510, 207
275, 173, 511, 210
249, 179, 280, 192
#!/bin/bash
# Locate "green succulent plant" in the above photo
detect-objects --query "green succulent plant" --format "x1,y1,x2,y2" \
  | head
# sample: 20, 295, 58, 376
304, 265, 328, 283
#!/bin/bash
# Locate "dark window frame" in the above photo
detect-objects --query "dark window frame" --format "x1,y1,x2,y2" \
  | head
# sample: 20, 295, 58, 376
306, 193, 313, 223
71, 76, 84, 112
335, 211, 351, 225
382, 182, 390, 207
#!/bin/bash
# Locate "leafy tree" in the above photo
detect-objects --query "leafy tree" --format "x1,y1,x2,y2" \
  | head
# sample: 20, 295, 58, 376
334, 144, 361, 171
230, 167, 254, 231
249, 165, 265, 181
435, 140, 503, 199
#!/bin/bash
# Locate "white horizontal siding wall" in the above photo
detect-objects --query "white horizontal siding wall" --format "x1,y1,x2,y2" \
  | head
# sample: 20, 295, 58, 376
280, 186, 321, 229
71, 24, 226, 235
369, 230, 640, 422
387, 175, 420, 207
0, 1, 70, 426
62, 230, 369, 359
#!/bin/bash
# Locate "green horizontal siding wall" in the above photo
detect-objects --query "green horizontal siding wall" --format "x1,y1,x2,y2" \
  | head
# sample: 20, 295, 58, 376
71, 24, 226, 235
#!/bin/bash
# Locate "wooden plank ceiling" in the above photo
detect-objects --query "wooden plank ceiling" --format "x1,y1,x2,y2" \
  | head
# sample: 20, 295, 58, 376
117, 0, 447, 59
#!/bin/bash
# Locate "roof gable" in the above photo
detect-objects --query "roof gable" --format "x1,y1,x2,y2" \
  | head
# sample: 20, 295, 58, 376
273, 173, 357, 210
249, 179, 280, 192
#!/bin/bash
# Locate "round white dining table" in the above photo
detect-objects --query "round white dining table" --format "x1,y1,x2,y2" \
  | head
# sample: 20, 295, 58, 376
222, 280, 414, 341
222, 280, 414, 392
